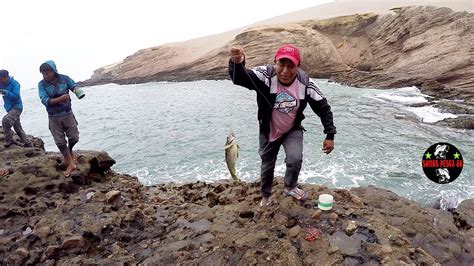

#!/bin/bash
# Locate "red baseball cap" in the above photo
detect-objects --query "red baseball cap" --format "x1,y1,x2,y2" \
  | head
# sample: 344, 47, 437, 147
275, 45, 301, 66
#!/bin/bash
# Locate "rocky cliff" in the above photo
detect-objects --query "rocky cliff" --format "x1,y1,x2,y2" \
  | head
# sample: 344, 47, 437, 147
1, 128, 473, 264
82, 6, 473, 128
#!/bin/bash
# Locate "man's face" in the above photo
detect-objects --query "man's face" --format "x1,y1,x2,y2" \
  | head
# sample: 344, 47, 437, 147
275, 58, 298, 86
42, 70, 56, 82
0, 76, 8, 85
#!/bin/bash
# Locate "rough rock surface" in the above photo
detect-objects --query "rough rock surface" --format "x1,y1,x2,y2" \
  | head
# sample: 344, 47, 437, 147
0, 128, 473, 264
81, 6, 473, 128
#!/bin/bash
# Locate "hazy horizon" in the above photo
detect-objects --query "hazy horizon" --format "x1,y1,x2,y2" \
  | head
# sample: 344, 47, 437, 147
1, 0, 333, 89
1, 0, 472, 89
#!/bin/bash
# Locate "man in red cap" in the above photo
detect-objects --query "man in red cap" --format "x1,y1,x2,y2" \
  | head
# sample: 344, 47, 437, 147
229, 45, 336, 207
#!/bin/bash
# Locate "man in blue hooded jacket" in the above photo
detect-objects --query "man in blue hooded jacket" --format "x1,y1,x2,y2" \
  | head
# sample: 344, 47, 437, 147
0, 70, 32, 148
38, 61, 80, 177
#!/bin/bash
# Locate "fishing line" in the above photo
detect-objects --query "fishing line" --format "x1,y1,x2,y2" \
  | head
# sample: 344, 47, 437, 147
231, 54, 273, 109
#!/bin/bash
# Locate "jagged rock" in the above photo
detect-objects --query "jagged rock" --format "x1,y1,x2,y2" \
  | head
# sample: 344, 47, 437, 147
105, 190, 121, 203
16, 247, 29, 259
350, 195, 363, 206
312, 209, 322, 219
328, 243, 339, 255
1, 129, 473, 264
454, 199, 474, 228
274, 213, 288, 225
381, 245, 393, 254
61, 236, 85, 250
81, 6, 473, 129
346, 221, 358, 236
288, 225, 302, 238
35, 226, 51, 239
42, 245, 60, 261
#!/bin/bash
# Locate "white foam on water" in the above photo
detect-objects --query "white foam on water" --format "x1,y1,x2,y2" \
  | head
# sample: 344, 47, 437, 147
130, 167, 182, 186
348, 174, 366, 187
298, 163, 347, 188
379, 95, 428, 104
405, 106, 458, 123
373, 86, 436, 105
438, 190, 464, 210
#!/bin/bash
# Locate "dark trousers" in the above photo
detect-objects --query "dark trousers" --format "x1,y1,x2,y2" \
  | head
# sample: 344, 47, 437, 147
2, 108, 30, 145
259, 128, 303, 198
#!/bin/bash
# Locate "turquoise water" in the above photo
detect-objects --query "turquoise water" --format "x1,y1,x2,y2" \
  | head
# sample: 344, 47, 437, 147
10, 80, 473, 207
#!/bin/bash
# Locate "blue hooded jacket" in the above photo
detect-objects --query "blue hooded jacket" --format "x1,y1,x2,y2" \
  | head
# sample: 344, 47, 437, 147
1, 77, 23, 112
38, 60, 77, 117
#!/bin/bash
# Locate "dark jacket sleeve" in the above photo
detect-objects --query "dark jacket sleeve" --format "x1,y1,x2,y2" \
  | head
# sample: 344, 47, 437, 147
306, 80, 336, 140
228, 59, 265, 90
308, 98, 337, 140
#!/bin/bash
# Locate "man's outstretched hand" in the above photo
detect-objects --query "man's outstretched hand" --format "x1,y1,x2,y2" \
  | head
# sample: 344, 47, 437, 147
322, 139, 334, 154
230, 47, 245, 64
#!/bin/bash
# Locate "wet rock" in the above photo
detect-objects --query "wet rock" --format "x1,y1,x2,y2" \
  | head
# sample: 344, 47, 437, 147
288, 225, 302, 238
328, 231, 361, 255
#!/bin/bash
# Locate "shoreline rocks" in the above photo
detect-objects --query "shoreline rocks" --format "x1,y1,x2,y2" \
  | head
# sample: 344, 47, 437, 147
0, 129, 473, 264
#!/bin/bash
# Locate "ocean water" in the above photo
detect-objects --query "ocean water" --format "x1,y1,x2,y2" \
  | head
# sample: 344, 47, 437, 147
9, 79, 473, 207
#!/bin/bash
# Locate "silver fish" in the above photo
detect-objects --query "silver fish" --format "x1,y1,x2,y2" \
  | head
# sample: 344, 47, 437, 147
224, 132, 240, 181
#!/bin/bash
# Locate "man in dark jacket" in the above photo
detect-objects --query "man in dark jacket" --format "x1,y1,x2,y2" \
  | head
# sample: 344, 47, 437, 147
0, 70, 32, 148
229, 45, 336, 207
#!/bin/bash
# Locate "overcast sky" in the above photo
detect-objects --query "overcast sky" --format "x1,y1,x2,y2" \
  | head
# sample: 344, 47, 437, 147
1, 0, 333, 88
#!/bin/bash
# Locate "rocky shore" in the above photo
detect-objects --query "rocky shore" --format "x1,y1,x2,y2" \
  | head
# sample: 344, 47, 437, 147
81, 6, 473, 129
1, 128, 473, 265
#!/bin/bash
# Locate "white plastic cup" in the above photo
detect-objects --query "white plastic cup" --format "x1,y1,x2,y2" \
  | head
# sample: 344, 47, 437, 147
318, 194, 334, 210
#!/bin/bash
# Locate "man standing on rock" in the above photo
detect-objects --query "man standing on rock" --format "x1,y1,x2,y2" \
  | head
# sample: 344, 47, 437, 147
229, 45, 336, 207
38, 61, 80, 177
0, 70, 32, 148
